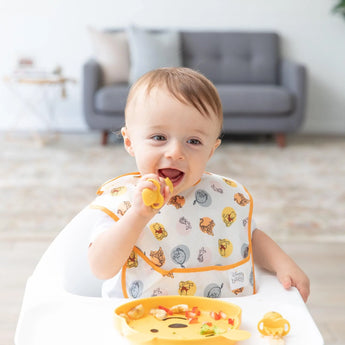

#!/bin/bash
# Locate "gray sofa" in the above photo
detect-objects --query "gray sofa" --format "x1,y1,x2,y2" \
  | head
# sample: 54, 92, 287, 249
83, 31, 307, 146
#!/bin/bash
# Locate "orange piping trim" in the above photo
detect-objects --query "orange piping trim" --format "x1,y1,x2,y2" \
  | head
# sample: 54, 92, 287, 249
88, 204, 119, 222
192, 178, 201, 186
133, 246, 251, 275
121, 264, 129, 298
243, 185, 256, 294
96, 172, 141, 195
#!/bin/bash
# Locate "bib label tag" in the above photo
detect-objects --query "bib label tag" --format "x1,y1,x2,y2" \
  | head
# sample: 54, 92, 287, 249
229, 268, 246, 290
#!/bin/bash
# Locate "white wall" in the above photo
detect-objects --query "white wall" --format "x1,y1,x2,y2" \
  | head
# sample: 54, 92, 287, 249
0, 0, 344, 133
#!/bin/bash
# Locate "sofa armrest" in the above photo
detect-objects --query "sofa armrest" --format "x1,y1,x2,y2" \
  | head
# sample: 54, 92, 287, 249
82, 59, 103, 127
279, 59, 308, 131
280, 59, 306, 94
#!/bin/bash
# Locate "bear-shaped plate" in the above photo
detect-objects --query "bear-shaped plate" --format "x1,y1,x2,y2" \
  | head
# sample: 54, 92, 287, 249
114, 295, 250, 345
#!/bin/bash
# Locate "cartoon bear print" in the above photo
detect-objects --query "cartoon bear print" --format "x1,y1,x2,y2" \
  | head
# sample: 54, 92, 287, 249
222, 207, 237, 227
110, 186, 127, 196
149, 223, 168, 240
218, 239, 233, 257
178, 280, 197, 296
223, 178, 237, 188
127, 250, 138, 268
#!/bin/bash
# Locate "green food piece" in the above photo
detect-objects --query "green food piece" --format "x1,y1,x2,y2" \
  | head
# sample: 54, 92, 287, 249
200, 324, 226, 336
200, 324, 214, 335
213, 325, 226, 334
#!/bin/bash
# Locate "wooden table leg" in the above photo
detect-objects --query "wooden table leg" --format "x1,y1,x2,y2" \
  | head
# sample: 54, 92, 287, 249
101, 131, 109, 145
275, 133, 286, 148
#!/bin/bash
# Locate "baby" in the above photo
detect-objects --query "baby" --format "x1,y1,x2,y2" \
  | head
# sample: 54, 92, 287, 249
88, 67, 310, 302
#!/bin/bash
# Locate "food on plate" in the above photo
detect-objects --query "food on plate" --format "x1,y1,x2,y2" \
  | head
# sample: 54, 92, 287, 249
170, 304, 189, 314
200, 323, 225, 336
127, 304, 145, 320
150, 307, 168, 321
119, 302, 239, 335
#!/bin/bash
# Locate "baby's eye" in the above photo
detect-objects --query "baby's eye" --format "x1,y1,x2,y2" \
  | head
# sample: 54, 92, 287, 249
152, 135, 166, 141
187, 138, 202, 145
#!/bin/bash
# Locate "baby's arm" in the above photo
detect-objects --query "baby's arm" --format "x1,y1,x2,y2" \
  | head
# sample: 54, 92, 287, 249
252, 229, 310, 302
88, 175, 171, 280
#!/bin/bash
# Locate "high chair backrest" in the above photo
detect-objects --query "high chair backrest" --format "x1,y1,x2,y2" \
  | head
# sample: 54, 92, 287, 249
32, 207, 104, 297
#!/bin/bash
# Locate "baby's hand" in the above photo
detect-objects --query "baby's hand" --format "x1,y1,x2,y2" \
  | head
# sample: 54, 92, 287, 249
142, 178, 173, 209
277, 266, 310, 302
132, 174, 173, 217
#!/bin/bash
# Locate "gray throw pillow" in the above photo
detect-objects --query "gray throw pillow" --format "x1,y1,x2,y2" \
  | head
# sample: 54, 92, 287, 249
127, 26, 182, 84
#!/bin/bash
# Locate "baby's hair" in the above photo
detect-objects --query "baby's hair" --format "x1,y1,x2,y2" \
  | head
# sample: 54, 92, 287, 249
125, 67, 223, 131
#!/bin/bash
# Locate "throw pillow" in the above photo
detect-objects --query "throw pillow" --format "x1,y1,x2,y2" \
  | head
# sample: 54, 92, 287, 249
127, 26, 182, 84
87, 27, 130, 85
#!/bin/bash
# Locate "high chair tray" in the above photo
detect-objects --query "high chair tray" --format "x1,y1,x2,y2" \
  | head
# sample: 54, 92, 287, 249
15, 270, 324, 345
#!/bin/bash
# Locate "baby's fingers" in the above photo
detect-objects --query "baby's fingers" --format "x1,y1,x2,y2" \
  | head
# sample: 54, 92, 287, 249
278, 274, 292, 290
162, 185, 172, 203
278, 273, 310, 303
295, 279, 310, 303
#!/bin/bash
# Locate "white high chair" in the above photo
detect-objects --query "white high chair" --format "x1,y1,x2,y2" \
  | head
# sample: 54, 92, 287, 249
15, 207, 324, 345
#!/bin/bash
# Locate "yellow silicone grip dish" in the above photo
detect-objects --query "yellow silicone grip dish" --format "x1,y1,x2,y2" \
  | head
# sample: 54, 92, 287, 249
142, 178, 173, 209
114, 295, 251, 345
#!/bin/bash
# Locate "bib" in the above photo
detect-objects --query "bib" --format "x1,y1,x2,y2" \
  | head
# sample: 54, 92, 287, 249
90, 172, 256, 299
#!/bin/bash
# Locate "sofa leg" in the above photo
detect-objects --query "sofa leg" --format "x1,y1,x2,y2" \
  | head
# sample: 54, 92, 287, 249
275, 133, 286, 148
101, 131, 109, 145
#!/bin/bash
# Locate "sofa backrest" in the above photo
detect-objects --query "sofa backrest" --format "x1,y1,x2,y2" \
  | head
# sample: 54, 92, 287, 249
181, 31, 279, 85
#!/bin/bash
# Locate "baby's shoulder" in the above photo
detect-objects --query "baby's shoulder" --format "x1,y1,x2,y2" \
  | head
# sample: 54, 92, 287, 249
95, 172, 141, 196
89, 172, 140, 218
202, 172, 246, 191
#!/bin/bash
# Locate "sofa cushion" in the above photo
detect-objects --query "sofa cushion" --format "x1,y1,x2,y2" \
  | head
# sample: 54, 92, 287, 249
181, 32, 279, 85
127, 26, 182, 84
95, 84, 129, 113
95, 84, 293, 115
87, 27, 130, 85
216, 85, 293, 114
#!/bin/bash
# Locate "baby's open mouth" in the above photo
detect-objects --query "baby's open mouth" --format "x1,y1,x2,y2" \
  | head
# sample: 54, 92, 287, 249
158, 168, 184, 186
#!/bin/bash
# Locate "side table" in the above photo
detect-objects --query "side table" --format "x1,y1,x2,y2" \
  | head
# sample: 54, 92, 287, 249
3, 73, 76, 145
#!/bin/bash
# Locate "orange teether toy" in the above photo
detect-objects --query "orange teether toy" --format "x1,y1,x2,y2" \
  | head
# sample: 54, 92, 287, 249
142, 178, 173, 209
258, 311, 290, 338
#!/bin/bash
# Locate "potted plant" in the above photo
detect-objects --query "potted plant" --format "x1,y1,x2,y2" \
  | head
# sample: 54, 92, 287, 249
333, 0, 345, 18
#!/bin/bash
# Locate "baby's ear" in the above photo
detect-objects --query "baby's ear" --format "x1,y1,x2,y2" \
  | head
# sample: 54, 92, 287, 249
208, 138, 221, 159
121, 127, 134, 156
215, 138, 222, 150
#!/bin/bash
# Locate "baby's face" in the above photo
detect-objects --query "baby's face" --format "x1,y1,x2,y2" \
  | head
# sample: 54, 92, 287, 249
122, 86, 221, 196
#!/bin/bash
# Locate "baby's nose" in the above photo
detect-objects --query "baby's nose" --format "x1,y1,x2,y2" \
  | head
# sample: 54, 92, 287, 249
165, 141, 185, 160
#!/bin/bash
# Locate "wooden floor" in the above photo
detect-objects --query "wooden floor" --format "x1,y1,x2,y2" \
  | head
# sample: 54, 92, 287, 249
1, 237, 344, 345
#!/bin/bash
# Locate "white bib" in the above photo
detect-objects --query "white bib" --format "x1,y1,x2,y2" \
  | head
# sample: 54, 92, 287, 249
90, 172, 256, 299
